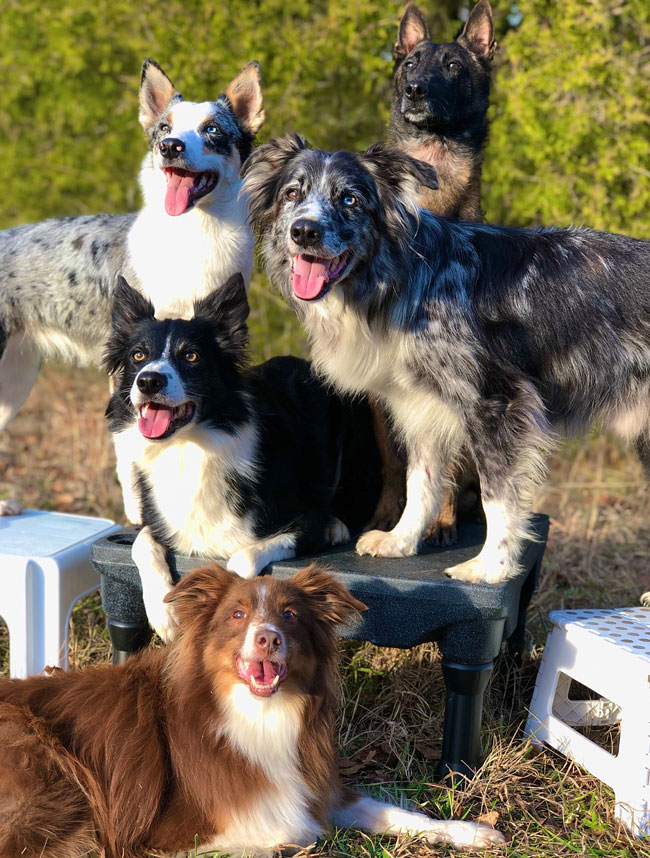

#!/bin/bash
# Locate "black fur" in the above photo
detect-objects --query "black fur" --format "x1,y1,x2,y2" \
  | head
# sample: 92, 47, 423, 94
243, 138, 650, 581
104, 278, 380, 563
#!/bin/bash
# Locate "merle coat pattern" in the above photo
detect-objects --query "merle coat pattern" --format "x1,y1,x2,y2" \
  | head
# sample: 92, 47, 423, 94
105, 275, 379, 639
0, 59, 264, 518
242, 135, 650, 583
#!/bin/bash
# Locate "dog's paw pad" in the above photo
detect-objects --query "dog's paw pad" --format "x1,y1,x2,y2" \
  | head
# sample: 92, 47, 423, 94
356, 529, 417, 558
0, 499, 23, 516
325, 516, 350, 546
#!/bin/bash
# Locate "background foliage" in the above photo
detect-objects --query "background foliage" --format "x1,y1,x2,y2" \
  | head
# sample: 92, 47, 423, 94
2, 0, 650, 358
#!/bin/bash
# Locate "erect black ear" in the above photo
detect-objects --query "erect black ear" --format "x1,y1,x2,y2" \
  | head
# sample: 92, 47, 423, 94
457, 0, 496, 59
394, 3, 430, 61
164, 564, 238, 626
363, 142, 438, 196
240, 134, 307, 227
139, 58, 182, 132
224, 61, 265, 136
290, 565, 367, 626
193, 273, 250, 359
104, 276, 155, 375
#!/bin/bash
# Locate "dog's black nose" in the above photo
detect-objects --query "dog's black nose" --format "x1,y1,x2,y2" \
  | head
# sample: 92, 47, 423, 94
405, 81, 425, 100
290, 219, 322, 248
136, 372, 165, 395
159, 137, 185, 159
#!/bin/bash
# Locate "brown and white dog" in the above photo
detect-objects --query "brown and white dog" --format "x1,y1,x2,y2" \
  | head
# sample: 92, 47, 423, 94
0, 565, 503, 857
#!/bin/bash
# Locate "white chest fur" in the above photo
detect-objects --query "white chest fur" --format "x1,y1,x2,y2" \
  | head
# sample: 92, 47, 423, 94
124, 423, 259, 558
127, 165, 254, 318
201, 685, 322, 855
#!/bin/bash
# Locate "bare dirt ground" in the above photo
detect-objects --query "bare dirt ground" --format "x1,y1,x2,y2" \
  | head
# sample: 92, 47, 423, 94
1, 364, 649, 856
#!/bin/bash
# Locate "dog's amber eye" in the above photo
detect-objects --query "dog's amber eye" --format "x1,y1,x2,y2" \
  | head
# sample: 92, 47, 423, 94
132, 350, 147, 362
342, 194, 357, 207
282, 609, 296, 620
160, 123, 171, 134
232, 609, 246, 620
448, 61, 460, 71
185, 351, 199, 363
286, 188, 302, 202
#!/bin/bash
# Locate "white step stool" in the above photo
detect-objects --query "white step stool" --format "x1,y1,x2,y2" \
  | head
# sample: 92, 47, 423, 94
525, 608, 650, 838
0, 509, 119, 677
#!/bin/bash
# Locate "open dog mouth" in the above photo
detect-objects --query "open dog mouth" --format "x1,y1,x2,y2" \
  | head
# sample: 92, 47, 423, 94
163, 167, 219, 217
291, 252, 348, 301
137, 401, 195, 439
236, 655, 288, 698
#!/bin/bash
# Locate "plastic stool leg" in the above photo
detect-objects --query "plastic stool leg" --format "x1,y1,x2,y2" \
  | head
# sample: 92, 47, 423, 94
436, 660, 494, 782
108, 619, 152, 665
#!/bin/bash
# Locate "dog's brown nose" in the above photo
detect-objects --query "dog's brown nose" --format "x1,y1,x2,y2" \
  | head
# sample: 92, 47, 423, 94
159, 137, 185, 159
290, 218, 322, 248
254, 626, 283, 656
405, 81, 425, 100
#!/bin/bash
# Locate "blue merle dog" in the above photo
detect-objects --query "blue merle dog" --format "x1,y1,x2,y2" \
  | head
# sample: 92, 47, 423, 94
0, 59, 264, 518
242, 135, 650, 583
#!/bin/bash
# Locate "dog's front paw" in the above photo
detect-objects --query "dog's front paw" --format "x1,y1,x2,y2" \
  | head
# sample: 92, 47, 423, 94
227, 549, 261, 579
445, 556, 509, 584
325, 516, 350, 546
356, 529, 418, 558
431, 820, 505, 850
142, 578, 179, 642
0, 499, 23, 516
425, 519, 457, 547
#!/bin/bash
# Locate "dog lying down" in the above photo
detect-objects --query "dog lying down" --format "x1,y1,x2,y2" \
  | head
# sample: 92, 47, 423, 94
104, 274, 381, 640
0, 564, 504, 857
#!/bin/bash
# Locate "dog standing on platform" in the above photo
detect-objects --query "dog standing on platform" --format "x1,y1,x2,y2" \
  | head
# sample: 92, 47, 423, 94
0, 564, 504, 857
0, 59, 264, 520
368, 0, 497, 538
243, 135, 650, 583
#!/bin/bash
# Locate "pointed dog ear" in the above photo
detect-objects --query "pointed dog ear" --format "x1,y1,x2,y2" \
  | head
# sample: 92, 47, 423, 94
164, 564, 238, 626
240, 134, 307, 227
224, 61, 265, 136
193, 273, 250, 360
104, 276, 155, 375
362, 142, 438, 208
394, 3, 430, 61
457, 0, 497, 60
290, 565, 367, 626
139, 58, 182, 132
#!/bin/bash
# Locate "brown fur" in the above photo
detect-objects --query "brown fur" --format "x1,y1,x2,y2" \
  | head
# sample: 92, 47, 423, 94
0, 564, 364, 858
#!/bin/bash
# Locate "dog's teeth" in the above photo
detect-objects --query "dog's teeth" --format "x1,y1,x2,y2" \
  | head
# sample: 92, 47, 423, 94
271, 675, 279, 687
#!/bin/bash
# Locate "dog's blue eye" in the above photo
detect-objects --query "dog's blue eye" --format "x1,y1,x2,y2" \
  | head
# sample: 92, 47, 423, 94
206, 125, 218, 134
343, 194, 357, 207
283, 609, 296, 620
232, 609, 246, 620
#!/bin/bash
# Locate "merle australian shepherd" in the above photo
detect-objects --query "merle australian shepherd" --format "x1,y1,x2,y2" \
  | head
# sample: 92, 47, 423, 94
242, 135, 650, 584
104, 274, 380, 639
0, 564, 504, 857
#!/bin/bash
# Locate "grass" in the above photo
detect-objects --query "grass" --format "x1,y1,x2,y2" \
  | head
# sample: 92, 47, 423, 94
1, 364, 649, 856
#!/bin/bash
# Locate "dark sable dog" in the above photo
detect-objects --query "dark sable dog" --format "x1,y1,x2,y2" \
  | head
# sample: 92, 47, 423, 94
242, 135, 650, 583
390, 0, 496, 220
104, 274, 379, 639
369, 0, 496, 540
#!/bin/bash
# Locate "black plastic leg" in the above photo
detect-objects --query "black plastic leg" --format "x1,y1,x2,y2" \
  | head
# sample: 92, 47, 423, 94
108, 619, 152, 665
436, 660, 494, 782
507, 555, 543, 664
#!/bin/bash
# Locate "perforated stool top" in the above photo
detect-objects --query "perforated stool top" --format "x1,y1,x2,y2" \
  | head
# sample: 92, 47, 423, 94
549, 608, 650, 664
0, 509, 117, 558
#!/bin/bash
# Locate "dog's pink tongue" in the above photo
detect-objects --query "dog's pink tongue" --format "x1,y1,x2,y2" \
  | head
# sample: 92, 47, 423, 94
291, 255, 329, 300
165, 172, 195, 217
138, 404, 173, 438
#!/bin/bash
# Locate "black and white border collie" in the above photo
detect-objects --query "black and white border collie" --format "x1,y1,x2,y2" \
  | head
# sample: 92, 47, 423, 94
242, 135, 650, 584
104, 274, 379, 639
